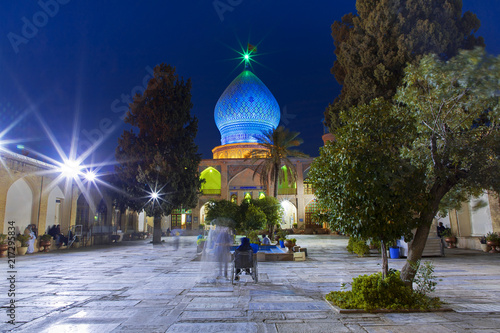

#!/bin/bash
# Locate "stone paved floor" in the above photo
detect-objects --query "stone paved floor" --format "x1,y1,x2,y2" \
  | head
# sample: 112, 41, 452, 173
1, 235, 499, 332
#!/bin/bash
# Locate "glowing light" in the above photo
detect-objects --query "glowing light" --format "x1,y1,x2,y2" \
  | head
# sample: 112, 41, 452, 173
244, 54, 250, 60
84, 170, 96, 182
151, 191, 159, 199
60, 159, 81, 179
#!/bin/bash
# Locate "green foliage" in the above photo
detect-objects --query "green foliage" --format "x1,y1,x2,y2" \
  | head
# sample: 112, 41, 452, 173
251, 197, 284, 231
241, 203, 267, 232
114, 64, 202, 243
325, 0, 484, 129
196, 238, 206, 246
395, 48, 500, 210
347, 237, 370, 257
247, 126, 308, 198
440, 228, 453, 238
40, 234, 52, 242
205, 199, 239, 225
411, 261, 439, 296
353, 240, 370, 257
346, 236, 354, 253
486, 232, 500, 242
325, 271, 442, 311
247, 230, 260, 244
0, 234, 7, 245
311, 99, 424, 276
16, 234, 30, 247
292, 223, 298, 229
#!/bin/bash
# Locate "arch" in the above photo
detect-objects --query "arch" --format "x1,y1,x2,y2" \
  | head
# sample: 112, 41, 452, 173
200, 167, 221, 195
76, 193, 91, 232
3, 178, 33, 234
280, 199, 297, 229
305, 198, 321, 228
200, 202, 210, 225
228, 168, 261, 187
45, 185, 65, 231
95, 199, 108, 226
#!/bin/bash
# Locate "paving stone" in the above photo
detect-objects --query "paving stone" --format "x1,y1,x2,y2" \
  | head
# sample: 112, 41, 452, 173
3, 235, 500, 332
275, 322, 350, 333
166, 322, 259, 332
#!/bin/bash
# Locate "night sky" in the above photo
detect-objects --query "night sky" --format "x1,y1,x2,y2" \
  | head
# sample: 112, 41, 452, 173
1, 1, 499, 167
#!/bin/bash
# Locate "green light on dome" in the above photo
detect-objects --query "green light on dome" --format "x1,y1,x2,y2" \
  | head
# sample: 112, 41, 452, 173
244, 54, 250, 60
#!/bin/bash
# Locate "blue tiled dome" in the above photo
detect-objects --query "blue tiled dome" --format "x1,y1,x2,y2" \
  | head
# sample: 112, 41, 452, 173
214, 69, 280, 145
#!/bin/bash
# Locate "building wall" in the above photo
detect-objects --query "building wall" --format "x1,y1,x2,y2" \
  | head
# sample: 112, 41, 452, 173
192, 157, 315, 231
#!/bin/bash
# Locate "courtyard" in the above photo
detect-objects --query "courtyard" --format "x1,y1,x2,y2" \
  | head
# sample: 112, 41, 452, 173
1, 235, 499, 332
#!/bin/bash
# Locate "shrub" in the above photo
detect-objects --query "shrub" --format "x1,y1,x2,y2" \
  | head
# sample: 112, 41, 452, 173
347, 237, 369, 257
353, 240, 370, 257
326, 270, 442, 311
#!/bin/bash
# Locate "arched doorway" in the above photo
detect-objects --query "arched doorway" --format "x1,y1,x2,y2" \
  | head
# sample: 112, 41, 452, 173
76, 193, 91, 233
45, 185, 64, 232
305, 199, 321, 229
280, 200, 297, 229
4, 179, 33, 234
200, 167, 221, 195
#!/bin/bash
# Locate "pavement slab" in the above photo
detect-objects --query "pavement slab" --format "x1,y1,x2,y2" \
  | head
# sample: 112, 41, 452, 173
1, 235, 500, 332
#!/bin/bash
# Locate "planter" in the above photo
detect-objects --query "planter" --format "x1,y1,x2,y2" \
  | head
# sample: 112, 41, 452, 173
0, 243, 8, 257
17, 246, 28, 256
284, 240, 294, 252
40, 240, 51, 252
444, 236, 457, 248
480, 244, 490, 252
486, 240, 498, 253
279, 240, 285, 248
389, 246, 400, 259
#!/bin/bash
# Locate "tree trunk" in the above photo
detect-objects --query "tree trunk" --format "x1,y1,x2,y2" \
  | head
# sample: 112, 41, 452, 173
273, 165, 279, 198
400, 222, 431, 285
381, 240, 388, 279
400, 179, 457, 285
152, 215, 162, 244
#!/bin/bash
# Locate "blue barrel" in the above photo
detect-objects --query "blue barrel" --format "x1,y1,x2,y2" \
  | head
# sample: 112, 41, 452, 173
389, 246, 400, 259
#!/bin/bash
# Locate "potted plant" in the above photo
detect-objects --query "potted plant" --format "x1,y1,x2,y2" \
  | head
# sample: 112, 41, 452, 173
39, 234, 52, 252
16, 234, 30, 255
0, 234, 8, 257
196, 238, 206, 253
485, 232, 499, 253
284, 238, 294, 252
441, 228, 456, 248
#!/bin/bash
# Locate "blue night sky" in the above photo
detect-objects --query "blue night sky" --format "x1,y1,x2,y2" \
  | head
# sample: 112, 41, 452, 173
1, 1, 499, 166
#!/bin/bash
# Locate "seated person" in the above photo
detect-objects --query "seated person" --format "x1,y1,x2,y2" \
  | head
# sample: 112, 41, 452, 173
235, 237, 252, 278
261, 234, 271, 245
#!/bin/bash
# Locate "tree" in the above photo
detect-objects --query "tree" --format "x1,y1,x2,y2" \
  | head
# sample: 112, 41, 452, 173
325, 0, 484, 129
395, 48, 500, 282
249, 197, 283, 236
115, 64, 202, 244
247, 126, 308, 198
309, 98, 426, 278
205, 199, 239, 229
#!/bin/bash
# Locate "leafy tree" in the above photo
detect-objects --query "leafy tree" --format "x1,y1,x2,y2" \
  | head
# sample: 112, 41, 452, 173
309, 98, 426, 278
204, 199, 239, 229
241, 204, 267, 232
394, 48, 500, 282
115, 64, 202, 244
247, 126, 308, 198
250, 197, 283, 235
325, 0, 484, 129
